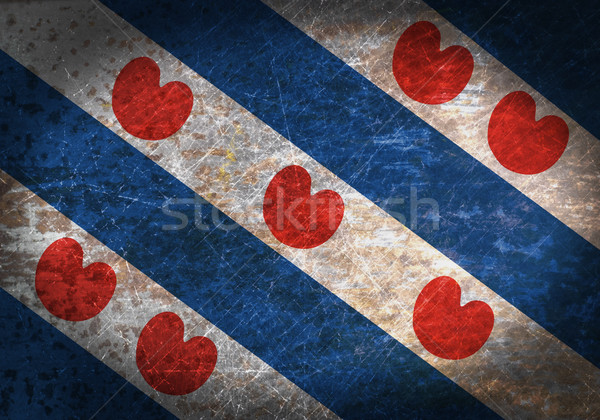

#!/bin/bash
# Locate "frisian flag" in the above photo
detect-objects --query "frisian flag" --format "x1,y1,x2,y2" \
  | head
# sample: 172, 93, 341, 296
0, 0, 599, 418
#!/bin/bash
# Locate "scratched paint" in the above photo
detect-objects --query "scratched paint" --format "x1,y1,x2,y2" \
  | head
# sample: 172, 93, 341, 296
1, 1, 598, 418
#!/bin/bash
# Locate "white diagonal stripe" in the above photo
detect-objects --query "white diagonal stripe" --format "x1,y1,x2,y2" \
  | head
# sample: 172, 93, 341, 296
0, 170, 336, 419
262, 0, 600, 249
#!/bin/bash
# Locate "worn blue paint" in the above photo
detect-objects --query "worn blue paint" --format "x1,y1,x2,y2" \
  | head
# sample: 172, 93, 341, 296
100, 0, 600, 367
0, 289, 174, 420
0, 52, 496, 418
425, 0, 600, 141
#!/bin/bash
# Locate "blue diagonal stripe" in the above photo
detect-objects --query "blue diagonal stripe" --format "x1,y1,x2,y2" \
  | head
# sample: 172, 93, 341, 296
100, 0, 600, 367
0, 52, 496, 419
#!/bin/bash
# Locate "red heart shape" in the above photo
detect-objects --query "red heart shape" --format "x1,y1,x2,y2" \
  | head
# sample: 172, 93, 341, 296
488, 91, 569, 174
392, 21, 474, 104
136, 312, 217, 395
35, 238, 116, 322
413, 276, 493, 360
263, 165, 344, 249
113, 57, 193, 140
